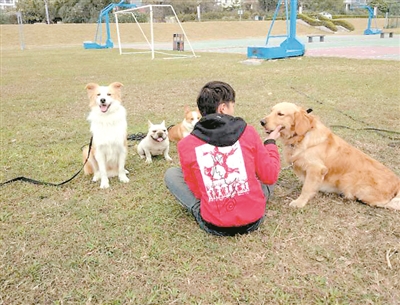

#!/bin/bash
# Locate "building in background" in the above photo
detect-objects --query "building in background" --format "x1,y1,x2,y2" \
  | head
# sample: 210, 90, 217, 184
344, 0, 367, 11
0, 0, 17, 10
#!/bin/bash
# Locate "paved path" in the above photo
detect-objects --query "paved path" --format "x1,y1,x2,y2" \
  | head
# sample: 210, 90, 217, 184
190, 34, 400, 60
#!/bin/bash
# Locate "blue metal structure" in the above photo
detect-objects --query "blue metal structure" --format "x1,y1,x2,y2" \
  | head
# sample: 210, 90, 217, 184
247, 0, 304, 60
83, 0, 137, 49
363, 5, 382, 35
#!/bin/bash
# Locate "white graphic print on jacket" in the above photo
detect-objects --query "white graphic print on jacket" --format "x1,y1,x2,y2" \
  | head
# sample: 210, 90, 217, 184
195, 141, 249, 202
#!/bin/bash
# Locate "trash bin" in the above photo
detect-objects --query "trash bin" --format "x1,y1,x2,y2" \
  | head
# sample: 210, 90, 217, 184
173, 34, 184, 51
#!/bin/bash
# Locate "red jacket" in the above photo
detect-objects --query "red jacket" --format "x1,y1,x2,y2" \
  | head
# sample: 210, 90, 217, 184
178, 114, 280, 227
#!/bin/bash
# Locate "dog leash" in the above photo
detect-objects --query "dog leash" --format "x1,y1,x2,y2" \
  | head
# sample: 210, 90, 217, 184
290, 86, 400, 140
127, 132, 146, 141
1, 131, 151, 187
0, 137, 93, 187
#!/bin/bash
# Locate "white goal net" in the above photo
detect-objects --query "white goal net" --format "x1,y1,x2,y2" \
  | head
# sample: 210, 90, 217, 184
114, 4, 197, 59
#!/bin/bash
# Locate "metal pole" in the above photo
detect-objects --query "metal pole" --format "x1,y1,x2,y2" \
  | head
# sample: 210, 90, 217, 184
115, 12, 122, 55
17, 11, 25, 50
197, 5, 201, 22
44, 0, 50, 24
150, 5, 154, 59
289, 0, 298, 39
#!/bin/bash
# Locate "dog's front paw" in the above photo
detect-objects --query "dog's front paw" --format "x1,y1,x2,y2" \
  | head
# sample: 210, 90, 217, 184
92, 173, 101, 182
100, 181, 110, 189
119, 175, 130, 183
145, 158, 152, 164
289, 199, 308, 208
165, 155, 173, 162
100, 178, 110, 189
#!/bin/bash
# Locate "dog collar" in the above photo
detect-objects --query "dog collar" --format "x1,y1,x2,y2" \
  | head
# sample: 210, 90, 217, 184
263, 139, 276, 145
286, 133, 305, 147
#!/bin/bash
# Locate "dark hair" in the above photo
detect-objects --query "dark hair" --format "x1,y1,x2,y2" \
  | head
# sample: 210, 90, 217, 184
196, 81, 235, 116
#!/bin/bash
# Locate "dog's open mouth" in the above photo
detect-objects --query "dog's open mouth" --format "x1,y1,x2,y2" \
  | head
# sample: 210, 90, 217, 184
100, 104, 111, 113
152, 136, 165, 142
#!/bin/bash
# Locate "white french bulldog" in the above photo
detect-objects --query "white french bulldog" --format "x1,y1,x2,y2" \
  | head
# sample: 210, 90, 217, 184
137, 120, 173, 164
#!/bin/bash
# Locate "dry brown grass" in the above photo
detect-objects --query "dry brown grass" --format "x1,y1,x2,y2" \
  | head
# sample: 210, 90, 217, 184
1, 21, 399, 304
1, 18, 393, 50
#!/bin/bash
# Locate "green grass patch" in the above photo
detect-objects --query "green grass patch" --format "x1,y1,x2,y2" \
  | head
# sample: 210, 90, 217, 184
1, 23, 399, 304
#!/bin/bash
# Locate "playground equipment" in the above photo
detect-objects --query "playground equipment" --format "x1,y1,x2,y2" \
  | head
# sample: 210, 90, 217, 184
247, 0, 304, 60
83, 0, 137, 49
114, 5, 196, 59
17, 11, 25, 50
362, 5, 382, 35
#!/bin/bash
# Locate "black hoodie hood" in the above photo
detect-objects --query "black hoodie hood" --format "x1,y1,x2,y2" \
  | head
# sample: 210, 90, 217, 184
192, 113, 247, 147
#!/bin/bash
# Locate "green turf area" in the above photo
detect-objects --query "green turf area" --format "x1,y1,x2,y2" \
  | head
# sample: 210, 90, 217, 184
1, 21, 399, 304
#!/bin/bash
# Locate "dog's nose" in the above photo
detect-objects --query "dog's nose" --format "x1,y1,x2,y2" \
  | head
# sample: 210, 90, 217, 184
100, 98, 106, 104
260, 119, 266, 127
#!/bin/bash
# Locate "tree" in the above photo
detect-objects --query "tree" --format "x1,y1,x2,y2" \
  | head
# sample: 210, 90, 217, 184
299, 0, 344, 13
58, 0, 112, 23
258, 0, 279, 12
368, 0, 389, 13
17, 0, 46, 23
168, 0, 199, 14
16, 0, 113, 23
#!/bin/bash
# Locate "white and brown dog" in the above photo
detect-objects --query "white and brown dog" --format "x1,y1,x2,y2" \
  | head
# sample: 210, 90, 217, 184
261, 102, 400, 210
82, 82, 129, 189
137, 120, 172, 164
168, 106, 201, 142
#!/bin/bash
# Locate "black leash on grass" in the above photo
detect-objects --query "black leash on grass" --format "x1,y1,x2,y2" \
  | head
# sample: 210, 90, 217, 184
0, 137, 93, 187
1, 132, 148, 187
126, 132, 146, 142
290, 86, 400, 141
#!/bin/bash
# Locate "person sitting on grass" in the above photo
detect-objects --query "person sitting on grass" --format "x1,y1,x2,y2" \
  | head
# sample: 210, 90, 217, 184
164, 80, 282, 236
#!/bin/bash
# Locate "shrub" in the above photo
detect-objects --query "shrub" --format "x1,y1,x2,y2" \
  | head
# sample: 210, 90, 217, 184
335, 14, 369, 19
242, 11, 251, 20
178, 13, 196, 22
332, 19, 355, 31
114, 12, 148, 23
298, 13, 342, 32
0, 10, 18, 24
321, 20, 338, 31
201, 11, 224, 21
298, 13, 321, 26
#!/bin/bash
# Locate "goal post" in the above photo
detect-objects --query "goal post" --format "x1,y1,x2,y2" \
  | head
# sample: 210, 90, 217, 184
114, 4, 197, 59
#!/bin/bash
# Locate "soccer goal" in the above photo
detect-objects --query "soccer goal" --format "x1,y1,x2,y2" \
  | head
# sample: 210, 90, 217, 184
114, 4, 197, 59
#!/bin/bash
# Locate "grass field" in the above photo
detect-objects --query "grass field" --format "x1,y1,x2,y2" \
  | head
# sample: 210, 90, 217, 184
1, 18, 395, 50
1, 21, 400, 304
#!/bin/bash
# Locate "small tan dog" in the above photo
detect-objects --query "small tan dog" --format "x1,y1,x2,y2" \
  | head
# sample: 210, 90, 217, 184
137, 120, 173, 164
82, 82, 129, 189
261, 102, 400, 210
168, 106, 201, 142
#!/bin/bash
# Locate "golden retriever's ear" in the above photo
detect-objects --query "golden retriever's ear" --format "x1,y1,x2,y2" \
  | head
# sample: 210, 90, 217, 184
294, 109, 312, 136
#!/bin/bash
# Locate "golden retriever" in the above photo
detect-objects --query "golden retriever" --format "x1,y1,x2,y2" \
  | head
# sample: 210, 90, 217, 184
261, 102, 400, 210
